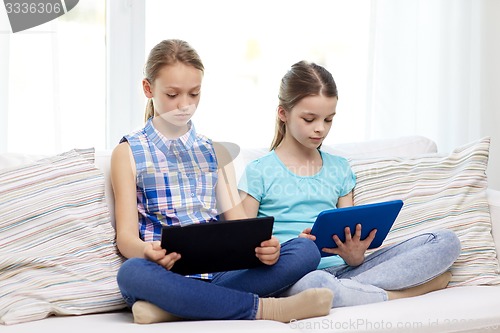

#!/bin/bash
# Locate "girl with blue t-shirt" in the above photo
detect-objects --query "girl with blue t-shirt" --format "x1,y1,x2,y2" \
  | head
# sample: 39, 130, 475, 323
238, 60, 462, 308
110, 40, 334, 324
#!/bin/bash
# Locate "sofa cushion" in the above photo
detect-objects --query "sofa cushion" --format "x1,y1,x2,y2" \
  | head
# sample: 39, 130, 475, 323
487, 189, 500, 266
350, 137, 500, 286
0, 148, 125, 325
322, 135, 438, 158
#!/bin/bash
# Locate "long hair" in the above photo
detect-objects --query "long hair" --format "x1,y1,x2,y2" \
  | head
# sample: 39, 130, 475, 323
143, 39, 204, 122
270, 61, 338, 150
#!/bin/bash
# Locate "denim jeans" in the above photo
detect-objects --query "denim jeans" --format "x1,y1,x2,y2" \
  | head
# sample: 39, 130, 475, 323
116, 237, 320, 320
281, 229, 461, 307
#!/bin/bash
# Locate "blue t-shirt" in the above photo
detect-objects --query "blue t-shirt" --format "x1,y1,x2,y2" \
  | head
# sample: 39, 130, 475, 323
238, 150, 356, 269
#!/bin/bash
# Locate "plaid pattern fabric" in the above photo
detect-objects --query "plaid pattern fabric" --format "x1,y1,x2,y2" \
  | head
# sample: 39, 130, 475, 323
122, 119, 219, 241
121, 120, 219, 279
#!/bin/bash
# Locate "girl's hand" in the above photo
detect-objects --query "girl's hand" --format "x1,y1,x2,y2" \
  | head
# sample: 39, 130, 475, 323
299, 227, 316, 241
255, 236, 281, 265
143, 241, 181, 271
321, 224, 376, 267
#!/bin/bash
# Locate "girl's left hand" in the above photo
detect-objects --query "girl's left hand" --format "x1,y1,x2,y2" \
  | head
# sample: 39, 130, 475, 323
321, 224, 376, 266
255, 236, 281, 265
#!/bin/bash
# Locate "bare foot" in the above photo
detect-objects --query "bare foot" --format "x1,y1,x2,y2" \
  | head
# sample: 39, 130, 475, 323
387, 271, 452, 301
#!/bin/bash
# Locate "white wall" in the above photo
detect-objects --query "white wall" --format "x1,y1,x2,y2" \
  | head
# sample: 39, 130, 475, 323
480, 0, 500, 190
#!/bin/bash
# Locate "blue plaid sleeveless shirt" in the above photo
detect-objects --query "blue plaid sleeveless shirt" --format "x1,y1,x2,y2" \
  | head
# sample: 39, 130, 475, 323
121, 119, 219, 279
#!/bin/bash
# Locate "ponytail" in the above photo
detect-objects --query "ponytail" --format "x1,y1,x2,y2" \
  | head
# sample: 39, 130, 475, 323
270, 113, 286, 151
144, 99, 154, 122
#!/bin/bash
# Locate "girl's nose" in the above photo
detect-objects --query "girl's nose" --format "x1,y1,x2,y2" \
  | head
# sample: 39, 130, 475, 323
178, 95, 189, 110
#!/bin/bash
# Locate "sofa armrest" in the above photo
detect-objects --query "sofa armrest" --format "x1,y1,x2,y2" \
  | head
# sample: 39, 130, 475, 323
487, 189, 500, 264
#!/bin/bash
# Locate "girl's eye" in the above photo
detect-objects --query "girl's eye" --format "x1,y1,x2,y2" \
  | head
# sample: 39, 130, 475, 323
303, 118, 314, 123
190, 92, 200, 97
166, 93, 177, 98
325, 119, 333, 123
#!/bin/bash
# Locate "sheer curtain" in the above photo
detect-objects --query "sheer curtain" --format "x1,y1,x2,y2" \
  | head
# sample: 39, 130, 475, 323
141, 0, 499, 188
366, 0, 500, 189
0, 34, 8, 152
2, 1, 498, 188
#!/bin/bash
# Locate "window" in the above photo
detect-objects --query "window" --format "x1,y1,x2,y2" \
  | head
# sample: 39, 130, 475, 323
144, 0, 372, 148
0, 0, 105, 154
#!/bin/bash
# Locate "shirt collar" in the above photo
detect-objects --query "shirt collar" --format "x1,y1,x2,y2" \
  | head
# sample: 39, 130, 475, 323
144, 118, 197, 152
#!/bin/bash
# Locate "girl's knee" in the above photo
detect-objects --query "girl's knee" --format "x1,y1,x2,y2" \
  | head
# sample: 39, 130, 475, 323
290, 237, 321, 260
281, 237, 321, 271
434, 229, 462, 262
116, 258, 147, 306
442, 229, 461, 255
301, 270, 336, 288
117, 258, 146, 286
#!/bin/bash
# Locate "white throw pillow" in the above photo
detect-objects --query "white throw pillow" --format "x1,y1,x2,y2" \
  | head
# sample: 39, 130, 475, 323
0, 148, 125, 325
349, 137, 500, 287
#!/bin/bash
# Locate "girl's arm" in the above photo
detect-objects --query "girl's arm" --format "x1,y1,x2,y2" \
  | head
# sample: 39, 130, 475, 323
238, 192, 280, 265
111, 143, 180, 269
213, 142, 248, 220
214, 143, 280, 265
240, 192, 260, 218
337, 191, 354, 208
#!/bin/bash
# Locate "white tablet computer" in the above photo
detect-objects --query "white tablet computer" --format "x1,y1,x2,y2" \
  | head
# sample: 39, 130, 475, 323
311, 200, 403, 257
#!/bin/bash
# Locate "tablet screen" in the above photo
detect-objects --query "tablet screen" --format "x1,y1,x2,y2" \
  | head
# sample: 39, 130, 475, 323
161, 216, 274, 275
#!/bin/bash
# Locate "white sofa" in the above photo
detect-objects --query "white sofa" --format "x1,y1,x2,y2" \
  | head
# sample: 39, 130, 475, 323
2, 135, 500, 333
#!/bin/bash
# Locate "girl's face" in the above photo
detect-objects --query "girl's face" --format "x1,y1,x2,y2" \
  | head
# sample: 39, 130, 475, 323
143, 62, 203, 128
280, 95, 337, 149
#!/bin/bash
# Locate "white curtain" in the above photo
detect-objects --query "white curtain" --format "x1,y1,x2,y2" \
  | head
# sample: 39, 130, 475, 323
2, 1, 498, 188
366, 0, 500, 189
0, 13, 10, 152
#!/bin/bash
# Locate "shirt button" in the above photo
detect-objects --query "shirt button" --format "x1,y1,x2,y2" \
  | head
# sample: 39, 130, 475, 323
191, 193, 195, 197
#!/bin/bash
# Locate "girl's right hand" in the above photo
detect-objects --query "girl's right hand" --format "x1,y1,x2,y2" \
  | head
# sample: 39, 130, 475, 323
299, 227, 316, 241
143, 241, 181, 271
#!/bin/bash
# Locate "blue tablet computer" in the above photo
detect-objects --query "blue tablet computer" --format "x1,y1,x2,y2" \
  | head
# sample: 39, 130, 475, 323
311, 200, 404, 257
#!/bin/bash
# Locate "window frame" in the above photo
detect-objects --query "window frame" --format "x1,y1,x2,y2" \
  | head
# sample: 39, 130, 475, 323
105, 0, 146, 149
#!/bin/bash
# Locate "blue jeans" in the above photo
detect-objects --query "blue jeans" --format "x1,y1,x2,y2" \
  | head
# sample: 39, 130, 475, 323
281, 229, 461, 307
116, 237, 320, 320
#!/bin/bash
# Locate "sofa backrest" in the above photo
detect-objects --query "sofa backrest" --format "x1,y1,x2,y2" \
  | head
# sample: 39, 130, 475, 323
232, 135, 437, 182
0, 135, 438, 229
92, 135, 437, 228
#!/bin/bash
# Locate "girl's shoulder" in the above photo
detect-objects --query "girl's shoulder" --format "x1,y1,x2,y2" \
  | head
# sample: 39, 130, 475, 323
248, 150, 276, 166
243, 151, 277, 173
320, 150, 349, 162
121, 128, 144, 142
195, 132, 213, 145
320, 150, 352, 169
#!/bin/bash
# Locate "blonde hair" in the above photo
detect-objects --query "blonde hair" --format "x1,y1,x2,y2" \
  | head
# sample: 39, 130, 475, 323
270, 61, 338, 150
143, 39, 205, 122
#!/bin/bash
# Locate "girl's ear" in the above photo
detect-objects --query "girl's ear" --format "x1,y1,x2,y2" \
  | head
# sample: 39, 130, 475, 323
143, 79, 153, 98
277, 106, 288, 123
